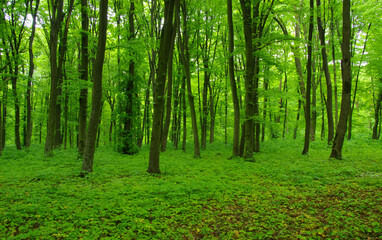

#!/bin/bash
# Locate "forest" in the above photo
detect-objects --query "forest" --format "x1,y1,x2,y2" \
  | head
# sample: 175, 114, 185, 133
0, 0, 381, 238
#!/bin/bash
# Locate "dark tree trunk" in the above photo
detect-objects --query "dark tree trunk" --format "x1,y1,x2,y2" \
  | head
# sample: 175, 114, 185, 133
227, 0, 240, 155
330, 1, 339, 127
179, 0, 200, 158
138, 76, 152, 148
330, 0, 351, 159
148, 0, 177, 174
45, 0, 74, 155
316, 0, 334, 144
302, 0, 314, 155
121, 0, 136, 154
25, 0, 40, 148
161, 5, 178, 152
78, 0, 89, 157
372, 90, 382, 139
293, 98, 301, 140
182, 76, 187, 151
81, 0, 108, 174
240, 0, 255, 161
310, 45, 317, 141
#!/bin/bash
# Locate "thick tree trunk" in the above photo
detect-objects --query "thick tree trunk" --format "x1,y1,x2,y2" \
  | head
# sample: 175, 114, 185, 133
148, 0, 177, 173
78, 0, 89, 157
81, 0, 108, 174
330, 0, 351, 159
240, 0, 255, 161
302, 0, 314, 155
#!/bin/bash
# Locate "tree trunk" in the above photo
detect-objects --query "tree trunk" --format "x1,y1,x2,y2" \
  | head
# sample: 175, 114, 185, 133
81, 0, 108, 174
25, 0, 40, 148
45, 0, 74, 155
330, 2, 339, 128
178, 0, 200, 158
147, 0, 177, 174
161, 6, 178, 152
316, 0, 334, 144
78, 0, 89, 157
372, 90, 382, 140
240, 0, 255, 161
227, 0, 240, 156
330, 0, 351, 159
302, 0, 314, 155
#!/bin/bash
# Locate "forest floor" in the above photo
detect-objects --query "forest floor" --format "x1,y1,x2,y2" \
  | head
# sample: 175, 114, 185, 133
0, 138, 381, 239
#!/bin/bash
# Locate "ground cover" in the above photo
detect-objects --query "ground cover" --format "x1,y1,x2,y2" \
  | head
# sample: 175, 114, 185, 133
0, 138, 381, 239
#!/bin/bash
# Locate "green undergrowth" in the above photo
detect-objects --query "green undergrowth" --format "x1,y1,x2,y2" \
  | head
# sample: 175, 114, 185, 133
0, 139, 381, 239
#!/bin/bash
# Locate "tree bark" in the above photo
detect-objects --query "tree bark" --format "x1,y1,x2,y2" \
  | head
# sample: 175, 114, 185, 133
78, 0, 89, 157
372, 89, 382, 139
161, 4, 178, 152
81, 0, 108, 174
148, 0, 177, 173
330, 0, 351, 159
227, 0, 240, 156
302, 0, 314, 155
25, 0, 40, 148
240, 0, 255, 161
178, 0, 200, 158
316, 0, 334, 144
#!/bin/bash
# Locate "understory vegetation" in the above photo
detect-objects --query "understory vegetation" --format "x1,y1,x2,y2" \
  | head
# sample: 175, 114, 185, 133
1, 138, 381, 239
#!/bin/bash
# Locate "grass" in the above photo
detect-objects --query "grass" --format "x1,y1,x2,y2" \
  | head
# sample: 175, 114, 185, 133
0, 138, 381, 239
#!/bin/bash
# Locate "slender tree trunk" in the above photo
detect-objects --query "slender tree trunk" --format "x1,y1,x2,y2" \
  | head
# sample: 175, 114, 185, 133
227, 0, 240, 155
330, 0, 351, 159
81, 0, 108, 174
293, 98, 301, 140
161, 6, 178, 152
25, 0, 40, 147
316, 0, 334, 144
182, 76, 186, 151
78, 0, 89, 157
310, 44, 317, 141
148, 0, 177, 173
330, 2, 339, 127
302, 0, 314, 155
179, 0, 200, 158
372, 90, 382, 139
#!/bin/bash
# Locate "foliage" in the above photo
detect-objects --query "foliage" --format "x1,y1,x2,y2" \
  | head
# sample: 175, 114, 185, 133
0, 139, 381, 239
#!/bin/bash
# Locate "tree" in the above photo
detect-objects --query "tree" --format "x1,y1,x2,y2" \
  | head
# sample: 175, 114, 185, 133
178, 0, 201, 158
45, 0, 74, 155
25, 0, 40, 148
78, 0, 89, 158
302, 0, 314, 155
240, 0, 255, 161
81, 0, 108, 174
227, 0, 240, 156
148, 0, 178, 174
330, 0, 351, 159
316, 0, 334, 144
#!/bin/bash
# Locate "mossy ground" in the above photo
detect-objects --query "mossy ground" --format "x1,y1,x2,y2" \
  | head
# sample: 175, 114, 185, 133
0, 138, 381, 239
